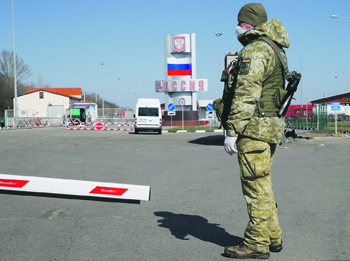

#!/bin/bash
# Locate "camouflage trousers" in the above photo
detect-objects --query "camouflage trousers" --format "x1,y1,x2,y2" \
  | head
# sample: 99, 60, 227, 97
236, 137, 282, 253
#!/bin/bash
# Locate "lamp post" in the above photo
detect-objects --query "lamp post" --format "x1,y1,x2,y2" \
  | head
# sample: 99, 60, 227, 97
286, 48, 303, 125
331, 15, 350, 19
335, 76, 337, 95
128, 87, 130, 112
331, 15, 349, 96
12, 0, 18, 120
101, 62, 104, 116
215, 31, 224, 96
118, 78, 121, 111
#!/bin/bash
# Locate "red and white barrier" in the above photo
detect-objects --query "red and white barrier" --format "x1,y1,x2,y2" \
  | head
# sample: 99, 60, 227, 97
0, 174, 151, 203
67, 122, 135, 131
14, 117, 66, 129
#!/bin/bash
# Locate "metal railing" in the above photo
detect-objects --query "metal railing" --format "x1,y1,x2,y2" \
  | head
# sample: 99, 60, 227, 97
284, 104, 327, 131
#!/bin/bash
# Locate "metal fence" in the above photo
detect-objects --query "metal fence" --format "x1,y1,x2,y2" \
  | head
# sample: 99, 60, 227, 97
4, 110, 14, 127
3, 104, 330, 131
284, 104, 327, 131
3, 109, 65, 128
97, 108, 135, 123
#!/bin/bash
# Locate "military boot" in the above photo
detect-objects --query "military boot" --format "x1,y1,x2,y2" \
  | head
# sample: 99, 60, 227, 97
269, 243, 283, 252
269, 239, 283, 252
224, 242, 270, 259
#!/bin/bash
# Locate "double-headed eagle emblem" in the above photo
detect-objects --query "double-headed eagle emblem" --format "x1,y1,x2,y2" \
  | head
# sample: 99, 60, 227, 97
175, 38, 184, 50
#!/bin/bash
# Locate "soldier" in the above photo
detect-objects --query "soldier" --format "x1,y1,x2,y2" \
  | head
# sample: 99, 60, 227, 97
223, 3, 289, 259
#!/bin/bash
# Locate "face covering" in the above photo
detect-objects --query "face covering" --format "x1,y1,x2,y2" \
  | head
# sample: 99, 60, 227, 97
235, 26, 252, 37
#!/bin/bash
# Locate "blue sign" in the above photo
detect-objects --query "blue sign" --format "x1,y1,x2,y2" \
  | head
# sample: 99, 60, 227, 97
331, 102, 341, 111
168, 103, 175, 111
331, 106, 341, 111
206, 103, 213, 111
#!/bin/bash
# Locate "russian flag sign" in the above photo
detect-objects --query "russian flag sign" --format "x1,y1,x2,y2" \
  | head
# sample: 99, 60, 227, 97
167, 58, 192, 76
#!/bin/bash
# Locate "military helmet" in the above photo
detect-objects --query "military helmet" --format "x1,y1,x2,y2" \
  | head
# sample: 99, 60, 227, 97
237, 3, 267, 27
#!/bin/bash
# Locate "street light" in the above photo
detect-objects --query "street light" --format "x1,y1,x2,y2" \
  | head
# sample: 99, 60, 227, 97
101, 62, 104, 116
12, 0, 18, 120
215, 31, 224, 96
128, 87, 130, 112
331, 15, 349, 95
118, 78, 121, 110
331, 15, 350, 19
335, 76, 337, 95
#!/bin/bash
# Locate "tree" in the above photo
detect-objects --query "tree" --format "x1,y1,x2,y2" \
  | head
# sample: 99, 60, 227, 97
0, 73, 12, 117
0, 50, 32, 117
0, 50, 32, 83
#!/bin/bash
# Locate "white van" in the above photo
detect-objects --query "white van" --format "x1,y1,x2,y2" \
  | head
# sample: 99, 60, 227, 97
135, 98, 162, 134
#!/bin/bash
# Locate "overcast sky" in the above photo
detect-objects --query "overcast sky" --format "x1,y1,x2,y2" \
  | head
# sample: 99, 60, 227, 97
1, 0, 349, 109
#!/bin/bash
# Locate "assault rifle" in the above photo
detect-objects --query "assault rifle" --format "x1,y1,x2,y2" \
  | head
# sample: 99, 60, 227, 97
278, 71, 302, 118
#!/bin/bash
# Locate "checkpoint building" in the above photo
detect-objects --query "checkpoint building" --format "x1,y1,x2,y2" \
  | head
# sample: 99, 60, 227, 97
14, 88, 82, 118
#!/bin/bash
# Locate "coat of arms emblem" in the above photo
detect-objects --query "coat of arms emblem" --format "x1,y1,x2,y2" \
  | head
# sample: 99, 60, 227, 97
173, 36, 186, 52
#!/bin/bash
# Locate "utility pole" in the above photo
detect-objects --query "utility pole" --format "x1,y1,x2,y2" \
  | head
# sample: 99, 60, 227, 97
215, 32, 224, 96
12, 0, 18, 120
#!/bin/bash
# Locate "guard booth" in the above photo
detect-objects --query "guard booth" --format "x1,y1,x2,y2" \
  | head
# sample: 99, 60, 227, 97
66, 103, 98, 124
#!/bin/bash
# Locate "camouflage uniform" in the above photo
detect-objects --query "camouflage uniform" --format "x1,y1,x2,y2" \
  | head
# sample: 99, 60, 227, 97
226, 18, 290, 253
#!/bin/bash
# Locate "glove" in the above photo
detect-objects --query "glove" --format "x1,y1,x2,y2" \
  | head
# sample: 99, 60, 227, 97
224, 136, 238, 155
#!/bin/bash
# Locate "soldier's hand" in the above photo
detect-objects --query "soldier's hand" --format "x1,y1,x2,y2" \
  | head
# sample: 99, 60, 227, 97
224, 136, 238, 155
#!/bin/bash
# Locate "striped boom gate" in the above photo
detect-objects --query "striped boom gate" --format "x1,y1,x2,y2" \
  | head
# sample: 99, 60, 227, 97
67, 122, 134, 131
0, 174, 150, 204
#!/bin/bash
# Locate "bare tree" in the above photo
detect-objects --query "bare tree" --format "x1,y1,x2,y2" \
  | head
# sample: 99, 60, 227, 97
0, 50, 32, 83
0, 73, 12, 117
0, 50, 32, 116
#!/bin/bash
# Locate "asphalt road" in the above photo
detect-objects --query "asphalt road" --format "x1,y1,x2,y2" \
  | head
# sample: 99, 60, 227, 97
0, 128, 349, 261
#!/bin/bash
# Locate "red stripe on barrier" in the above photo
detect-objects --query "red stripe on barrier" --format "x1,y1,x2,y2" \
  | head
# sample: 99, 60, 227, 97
0, 179, 29, 188
90, 186, 128, 196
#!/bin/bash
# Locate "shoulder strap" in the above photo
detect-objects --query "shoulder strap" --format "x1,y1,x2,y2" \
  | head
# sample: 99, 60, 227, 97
256, 36, 289, 78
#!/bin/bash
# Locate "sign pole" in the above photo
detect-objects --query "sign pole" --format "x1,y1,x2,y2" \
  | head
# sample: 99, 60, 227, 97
167, 103, 176, 131
179, 98, 185, 130
335, 111, 337, 134
331, 102, 340, 134
182, 106, 184, 131
206, 103, 214, 131
317, 105, 319, 131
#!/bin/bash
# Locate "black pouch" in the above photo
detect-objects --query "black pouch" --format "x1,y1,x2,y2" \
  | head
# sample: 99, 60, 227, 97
220, 70, 228, 82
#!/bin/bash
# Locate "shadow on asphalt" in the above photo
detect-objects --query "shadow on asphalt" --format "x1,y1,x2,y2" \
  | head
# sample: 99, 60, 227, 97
188, 135, 224, 146
154, 211, 243, 247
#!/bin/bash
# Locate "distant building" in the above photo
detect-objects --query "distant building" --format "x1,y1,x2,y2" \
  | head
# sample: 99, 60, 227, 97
14, 89, 81, 118
309, 92, 350, 116
309, 92, 350, 105
27, 88, 82, 99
